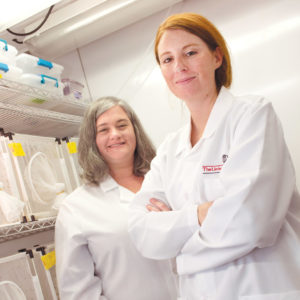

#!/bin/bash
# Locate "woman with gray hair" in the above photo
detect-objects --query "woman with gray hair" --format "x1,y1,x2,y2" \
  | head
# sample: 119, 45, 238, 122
55, 96, 177, 300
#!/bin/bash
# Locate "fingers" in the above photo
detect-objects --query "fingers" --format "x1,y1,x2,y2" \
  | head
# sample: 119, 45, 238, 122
146, 204, 161, 212
150, 198, 171, 211
146, 198, 171, 212
197, 201, 214, 225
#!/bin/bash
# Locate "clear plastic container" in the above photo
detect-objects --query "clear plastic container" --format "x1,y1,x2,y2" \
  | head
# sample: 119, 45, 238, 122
0, 62, 22, 81
62, 78, 84, 99
0, 39, 18, 66
16, 53, 64, 79
20, 73, 63, 96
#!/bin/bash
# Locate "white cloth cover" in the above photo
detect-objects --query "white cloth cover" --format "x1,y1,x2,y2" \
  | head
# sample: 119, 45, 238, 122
0, 186, 24, 223
25, 151, 67, 209
0, 281, 26, 300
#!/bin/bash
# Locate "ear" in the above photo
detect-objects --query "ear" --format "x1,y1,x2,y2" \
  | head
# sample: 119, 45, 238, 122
214, 47, 223, 69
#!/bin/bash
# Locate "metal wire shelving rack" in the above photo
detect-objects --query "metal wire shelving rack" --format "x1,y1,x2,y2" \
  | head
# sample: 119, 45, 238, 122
0, 78, 89, 137
0, 78, 86, 242
0, 217, 56, 243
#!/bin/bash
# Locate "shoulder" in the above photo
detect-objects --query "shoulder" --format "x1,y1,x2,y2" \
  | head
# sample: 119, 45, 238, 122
156, 125, 188, 156
232, 91, 273, 115
58, 184, 103, 215
224, 89, 276, 126
221, 91, 283, 144
63, 185, 92, 204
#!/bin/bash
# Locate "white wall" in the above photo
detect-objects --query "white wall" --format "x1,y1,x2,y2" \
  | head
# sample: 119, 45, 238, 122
57, 0, 300, 189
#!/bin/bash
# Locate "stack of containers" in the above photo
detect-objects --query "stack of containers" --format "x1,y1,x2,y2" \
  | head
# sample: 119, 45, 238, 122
16, 53, 64, 95
0, 39, 23, 82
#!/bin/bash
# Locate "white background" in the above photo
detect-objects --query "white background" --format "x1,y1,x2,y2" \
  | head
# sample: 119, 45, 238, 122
56, 0, 300, 190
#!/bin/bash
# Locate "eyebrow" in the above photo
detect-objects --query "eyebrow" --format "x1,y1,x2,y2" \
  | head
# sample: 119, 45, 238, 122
159, 43, 200, 58
96, 118, 130, 128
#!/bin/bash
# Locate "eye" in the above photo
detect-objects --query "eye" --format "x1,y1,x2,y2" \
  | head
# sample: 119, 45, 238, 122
97, 128, 108, 134
160, 56, 173, 64
186, 50, 197, 57
118, 123, 128, 129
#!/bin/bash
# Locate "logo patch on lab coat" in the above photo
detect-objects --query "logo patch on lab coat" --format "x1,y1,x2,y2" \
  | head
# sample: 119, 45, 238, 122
222, 154, 228, 163
202, 165, 223, 174
202, 154, 228, 174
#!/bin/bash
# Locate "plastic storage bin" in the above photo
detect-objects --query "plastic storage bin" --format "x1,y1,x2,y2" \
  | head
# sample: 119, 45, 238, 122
16, 53, 64, 79
20, 73, 63, 95
0, 39, 18, 66
0, 62, 22, 81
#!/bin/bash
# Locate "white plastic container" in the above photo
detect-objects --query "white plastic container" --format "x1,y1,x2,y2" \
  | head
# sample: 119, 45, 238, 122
0, 62, 22, 81
16, 53, 64, 79
20, 73, 63, 95
0, 39, 18, 66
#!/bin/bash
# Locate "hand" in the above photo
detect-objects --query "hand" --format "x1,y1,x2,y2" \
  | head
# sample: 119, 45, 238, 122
197, 201, 214, 225
146, 198, 171, 212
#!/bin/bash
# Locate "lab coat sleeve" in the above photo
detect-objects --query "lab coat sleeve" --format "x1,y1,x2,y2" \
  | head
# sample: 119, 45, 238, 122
177, 101, 296, 275
128, 137, 200, 260
55, 205, 107, 300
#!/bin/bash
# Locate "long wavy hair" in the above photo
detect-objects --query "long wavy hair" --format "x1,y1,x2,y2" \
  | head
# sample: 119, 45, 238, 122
154, 12, 232, 91
78, 96, 156, 185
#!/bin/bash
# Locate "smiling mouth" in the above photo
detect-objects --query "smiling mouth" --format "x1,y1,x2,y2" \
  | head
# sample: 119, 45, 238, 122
176, 76, 195, 84
108, 142, 125, 148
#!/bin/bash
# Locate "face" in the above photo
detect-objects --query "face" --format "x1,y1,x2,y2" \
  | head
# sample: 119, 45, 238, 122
157, 29, 222, 102
96, 106, 136, 168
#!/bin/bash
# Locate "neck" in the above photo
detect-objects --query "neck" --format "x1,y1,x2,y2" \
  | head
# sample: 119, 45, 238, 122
109, 163, 143, 193
110, 164, 134, 181
185, 88, 219, 146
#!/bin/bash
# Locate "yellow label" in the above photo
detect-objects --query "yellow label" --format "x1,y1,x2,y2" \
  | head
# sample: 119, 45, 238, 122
0, 74, 2, 78
41, 250, 56, 270
67, 141, 77, 154
8, 143, 25, 156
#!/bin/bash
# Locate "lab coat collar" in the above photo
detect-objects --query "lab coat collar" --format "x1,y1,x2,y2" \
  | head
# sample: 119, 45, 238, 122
175, 86, 235, 156
119, 185, 135, 203
174, 123, 191, 157
100, 175, 134, 203
100, 176, 118, 193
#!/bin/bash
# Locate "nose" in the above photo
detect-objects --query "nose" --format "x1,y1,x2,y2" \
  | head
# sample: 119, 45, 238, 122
175, 57, 187, 73
109, 127, 121, 139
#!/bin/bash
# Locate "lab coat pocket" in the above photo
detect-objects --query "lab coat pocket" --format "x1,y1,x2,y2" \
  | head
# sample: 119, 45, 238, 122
240, 290, 300, 300
203, 177, 225, 202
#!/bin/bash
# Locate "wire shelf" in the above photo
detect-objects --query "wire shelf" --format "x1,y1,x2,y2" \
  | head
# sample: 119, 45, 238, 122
0, 77, 88, 116
0, 217, 56, 243
0, 102, 82, 137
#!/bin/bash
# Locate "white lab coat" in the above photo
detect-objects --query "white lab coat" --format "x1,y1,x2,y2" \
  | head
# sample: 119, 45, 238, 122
128, 87, 300, 300
55, 176, 178, 300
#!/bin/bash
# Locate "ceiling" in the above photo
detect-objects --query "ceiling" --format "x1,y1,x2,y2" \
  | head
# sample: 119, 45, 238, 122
1, 0, 183, 59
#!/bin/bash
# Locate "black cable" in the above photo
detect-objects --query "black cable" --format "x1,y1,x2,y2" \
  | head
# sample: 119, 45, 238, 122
6, 5, 55, 37
12, 38, 24, 44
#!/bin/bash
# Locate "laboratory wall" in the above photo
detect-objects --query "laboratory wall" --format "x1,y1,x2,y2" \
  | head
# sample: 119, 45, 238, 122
56, 0, 300, 189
